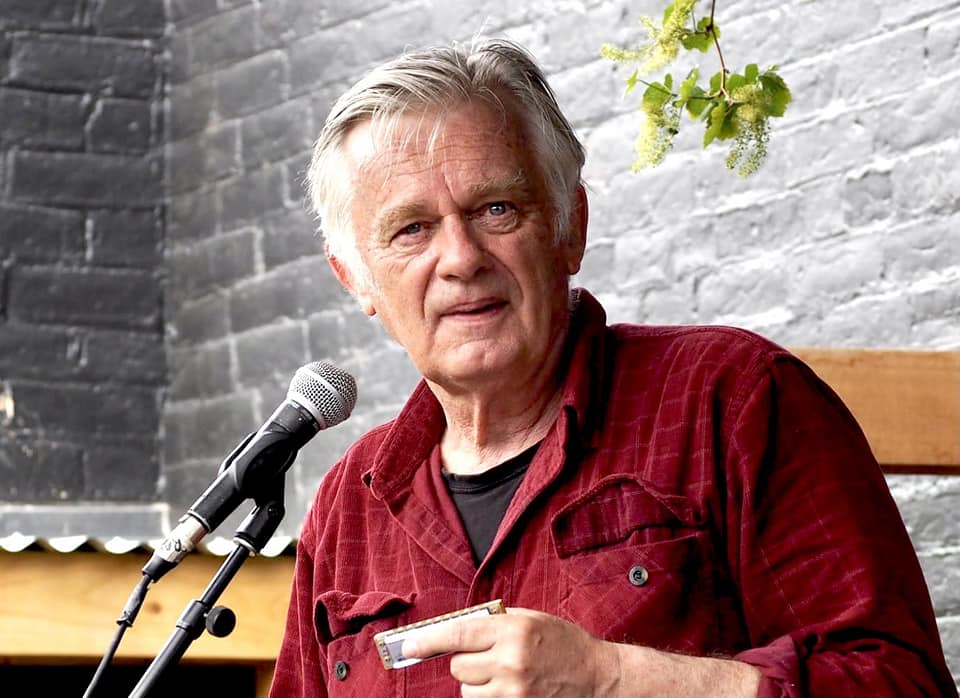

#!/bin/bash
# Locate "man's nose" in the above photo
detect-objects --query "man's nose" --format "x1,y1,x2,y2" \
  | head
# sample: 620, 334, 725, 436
434, 216, 489, 280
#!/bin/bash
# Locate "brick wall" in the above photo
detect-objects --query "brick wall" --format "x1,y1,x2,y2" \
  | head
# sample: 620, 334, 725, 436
0, 0, 165, 507
161, 0, 415, 530
2, 0, 950, 676
161, 0, 960, 676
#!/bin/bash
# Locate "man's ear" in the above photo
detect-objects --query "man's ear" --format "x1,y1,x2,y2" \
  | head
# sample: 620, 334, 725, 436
563, 184, 588, 276
326, 246, 377, 317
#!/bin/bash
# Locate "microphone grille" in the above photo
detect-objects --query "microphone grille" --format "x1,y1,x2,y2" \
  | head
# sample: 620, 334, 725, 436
288, 361, 358, 428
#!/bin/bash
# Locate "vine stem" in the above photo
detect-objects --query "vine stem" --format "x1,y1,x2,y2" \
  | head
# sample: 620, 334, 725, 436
707, 0, 729, 97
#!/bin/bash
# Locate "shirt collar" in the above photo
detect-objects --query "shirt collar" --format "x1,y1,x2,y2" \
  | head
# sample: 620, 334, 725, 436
558, 287, 611, 449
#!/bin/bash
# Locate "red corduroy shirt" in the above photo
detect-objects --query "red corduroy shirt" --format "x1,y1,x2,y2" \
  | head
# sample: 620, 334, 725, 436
271, 290, 956, 698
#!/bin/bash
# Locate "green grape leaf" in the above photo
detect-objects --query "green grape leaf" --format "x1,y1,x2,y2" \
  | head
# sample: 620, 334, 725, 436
704, 100, 740, 145
642, 80, 674, 110
677, 68, 707, 117
721, 104, 742, 139
709, 70, 723, 94
745, 63, 759, 83
685, 89, 709, 118
681, 15, 715, 52
678, 67, 700, 100
701, 15, 719, 39
625, 68, 640, 94
703, 101, 727, 146
726, 72, 746, 93
699, 95, 721, 121
680, 32, 710, 52
760, 71, 792, 116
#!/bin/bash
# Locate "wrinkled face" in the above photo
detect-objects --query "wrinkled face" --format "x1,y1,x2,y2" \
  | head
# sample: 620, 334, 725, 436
330, 100, 586, 393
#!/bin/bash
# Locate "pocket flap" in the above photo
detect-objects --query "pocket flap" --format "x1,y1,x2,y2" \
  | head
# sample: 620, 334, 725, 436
551, 475, 700, 558
316, 589, 416, 641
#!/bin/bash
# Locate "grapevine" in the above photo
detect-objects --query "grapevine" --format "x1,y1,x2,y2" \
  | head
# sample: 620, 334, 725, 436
601, 0, 792, 176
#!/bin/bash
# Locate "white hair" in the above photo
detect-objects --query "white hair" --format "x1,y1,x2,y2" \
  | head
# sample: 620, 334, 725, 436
305, 37, 586, 289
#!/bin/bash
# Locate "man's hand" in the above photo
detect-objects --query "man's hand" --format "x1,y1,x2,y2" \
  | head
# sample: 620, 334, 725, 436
401, 606, 762, 698
401, 607, 619, 697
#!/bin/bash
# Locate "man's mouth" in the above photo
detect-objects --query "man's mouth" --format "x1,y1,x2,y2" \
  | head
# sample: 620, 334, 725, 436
442, 299, 508, 317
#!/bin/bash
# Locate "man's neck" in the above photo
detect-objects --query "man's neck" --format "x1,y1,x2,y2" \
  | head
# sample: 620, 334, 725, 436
432, 376, 563, 476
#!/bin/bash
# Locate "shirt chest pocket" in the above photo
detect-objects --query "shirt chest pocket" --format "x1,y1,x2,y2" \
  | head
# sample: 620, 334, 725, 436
551, 475, 731, 652
315, 589, 415, 697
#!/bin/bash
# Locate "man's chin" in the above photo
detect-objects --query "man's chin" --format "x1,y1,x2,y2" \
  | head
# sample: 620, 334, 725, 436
425, 346, 519, 390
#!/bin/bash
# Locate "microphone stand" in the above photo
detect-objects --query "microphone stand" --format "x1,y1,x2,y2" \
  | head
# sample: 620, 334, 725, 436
128, 480, 287, 698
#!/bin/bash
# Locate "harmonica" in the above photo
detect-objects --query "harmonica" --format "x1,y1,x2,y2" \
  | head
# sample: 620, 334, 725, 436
373, 599, 506, 669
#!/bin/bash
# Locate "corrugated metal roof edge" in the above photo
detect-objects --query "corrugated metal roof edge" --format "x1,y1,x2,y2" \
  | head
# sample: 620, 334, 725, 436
0, 503, 297, 556
0, 533, 297, 557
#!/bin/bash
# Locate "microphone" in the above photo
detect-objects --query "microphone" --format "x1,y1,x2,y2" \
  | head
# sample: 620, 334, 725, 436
143, 361, 357, 581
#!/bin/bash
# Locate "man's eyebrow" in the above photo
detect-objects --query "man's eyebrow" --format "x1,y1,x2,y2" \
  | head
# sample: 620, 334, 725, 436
372, 202, 429, 239
466, 171, 534, 200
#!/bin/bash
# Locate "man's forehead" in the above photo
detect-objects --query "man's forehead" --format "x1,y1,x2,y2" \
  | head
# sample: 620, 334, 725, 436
342, 108, 527, 192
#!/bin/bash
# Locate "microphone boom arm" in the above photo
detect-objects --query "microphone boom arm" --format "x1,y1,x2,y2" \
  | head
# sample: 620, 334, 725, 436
129, 478, 288, 698
144, 399, 317, 582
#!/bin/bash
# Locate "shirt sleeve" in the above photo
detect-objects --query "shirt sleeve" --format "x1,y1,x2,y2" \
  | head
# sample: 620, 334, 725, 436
270, 513, 328, 698
726, 354, 956, 697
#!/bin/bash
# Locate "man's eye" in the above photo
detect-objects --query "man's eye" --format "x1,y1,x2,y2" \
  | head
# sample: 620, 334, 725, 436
469, 201, 519, 233
396, 222, 422, 237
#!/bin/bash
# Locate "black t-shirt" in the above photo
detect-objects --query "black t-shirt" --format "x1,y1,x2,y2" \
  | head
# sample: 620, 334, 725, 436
441, 442, 539, 565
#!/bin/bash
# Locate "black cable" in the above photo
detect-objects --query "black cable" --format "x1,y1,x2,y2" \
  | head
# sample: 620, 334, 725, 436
82, 574, 152, 698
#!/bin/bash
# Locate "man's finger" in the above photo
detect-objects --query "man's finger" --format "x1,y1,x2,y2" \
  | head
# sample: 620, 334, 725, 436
401, 615, 498, 659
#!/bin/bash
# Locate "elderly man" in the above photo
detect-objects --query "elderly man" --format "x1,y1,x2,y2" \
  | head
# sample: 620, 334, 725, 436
271, 38, 956, 697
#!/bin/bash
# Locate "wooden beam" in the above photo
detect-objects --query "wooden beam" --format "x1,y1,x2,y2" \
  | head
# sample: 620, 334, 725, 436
795, 348, 960, 471
0, 550, 294, 663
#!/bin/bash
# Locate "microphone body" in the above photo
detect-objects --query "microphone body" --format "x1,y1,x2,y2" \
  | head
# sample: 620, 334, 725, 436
144, 361, 356, 581
190, 397, 319, 531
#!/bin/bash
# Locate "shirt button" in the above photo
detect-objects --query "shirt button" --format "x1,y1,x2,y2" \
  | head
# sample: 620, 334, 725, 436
334, 660, 349, 681
628, 565, 649, 586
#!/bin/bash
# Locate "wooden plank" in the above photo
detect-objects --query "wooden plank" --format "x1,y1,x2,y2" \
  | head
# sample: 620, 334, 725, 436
0, 550, 294, 663
254, 663, 276, 698
795, 348, 960, 471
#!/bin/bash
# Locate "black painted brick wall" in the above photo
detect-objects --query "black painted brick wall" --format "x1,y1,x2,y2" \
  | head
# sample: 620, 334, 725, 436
160, 0, 422, 535
0, 0, 166, 503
